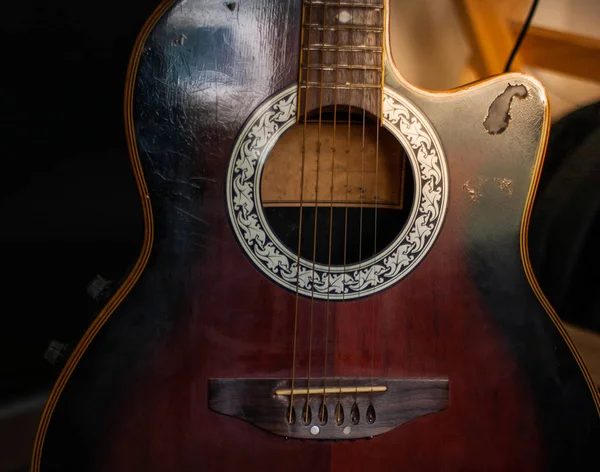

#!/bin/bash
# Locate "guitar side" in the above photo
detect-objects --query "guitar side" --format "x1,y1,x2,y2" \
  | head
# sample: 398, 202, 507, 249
33, 1, 600, 471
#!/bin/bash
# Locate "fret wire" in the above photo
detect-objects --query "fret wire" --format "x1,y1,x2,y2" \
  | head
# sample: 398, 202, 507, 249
303, 1, 384, 8
302, 64, 382, 71
299, 1, 385, 103
303, 45, 382, 51
301, 83, 382, 89
302, 24, 383, 32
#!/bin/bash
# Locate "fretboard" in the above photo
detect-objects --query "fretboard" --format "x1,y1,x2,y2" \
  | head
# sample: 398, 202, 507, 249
298, 0, 386, 120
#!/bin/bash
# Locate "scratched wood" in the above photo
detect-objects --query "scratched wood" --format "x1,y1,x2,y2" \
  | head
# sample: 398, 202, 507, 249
33, 1, 600, 471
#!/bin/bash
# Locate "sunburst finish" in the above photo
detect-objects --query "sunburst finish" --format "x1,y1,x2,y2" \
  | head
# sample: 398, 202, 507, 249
32, 1, 600, 471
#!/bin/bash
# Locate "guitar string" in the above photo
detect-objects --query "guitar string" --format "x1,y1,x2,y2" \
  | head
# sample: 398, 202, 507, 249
344, 2, 360, 401
354, 2, 369, 403
296, 0, 383, 422
356, 0, 382, 403
303, 0, 329, 424
320, 0, 342, 423
338, 1, 354, 413
370, 0, 385, 397
289, 0, 314, 425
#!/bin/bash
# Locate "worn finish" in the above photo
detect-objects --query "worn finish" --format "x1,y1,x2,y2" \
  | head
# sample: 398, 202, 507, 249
483, 84, 529, 134
33, 1, 600, 471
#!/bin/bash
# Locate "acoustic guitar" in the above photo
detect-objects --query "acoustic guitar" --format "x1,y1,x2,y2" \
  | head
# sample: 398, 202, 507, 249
33, 1, 600, 470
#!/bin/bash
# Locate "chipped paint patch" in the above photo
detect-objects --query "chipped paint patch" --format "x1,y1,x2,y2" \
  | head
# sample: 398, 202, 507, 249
463, 177, 488, 202
494, 177, 513, 196
483, 84, 527, 135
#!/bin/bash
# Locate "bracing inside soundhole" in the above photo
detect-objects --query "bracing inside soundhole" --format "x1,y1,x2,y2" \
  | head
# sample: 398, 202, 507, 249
261, 107, 415, 266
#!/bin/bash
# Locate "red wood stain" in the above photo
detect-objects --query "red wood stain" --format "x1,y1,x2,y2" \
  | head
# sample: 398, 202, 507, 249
97, 153, 544, 471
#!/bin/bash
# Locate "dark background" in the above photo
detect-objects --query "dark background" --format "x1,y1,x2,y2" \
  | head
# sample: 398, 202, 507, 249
0, 0, 158, 404
1, 0, 599, 409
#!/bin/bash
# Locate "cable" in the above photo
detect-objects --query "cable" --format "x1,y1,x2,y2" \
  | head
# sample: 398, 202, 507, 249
503, 0, 540, 73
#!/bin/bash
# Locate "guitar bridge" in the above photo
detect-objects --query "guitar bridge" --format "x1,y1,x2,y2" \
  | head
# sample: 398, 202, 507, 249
208, 377, 449, 440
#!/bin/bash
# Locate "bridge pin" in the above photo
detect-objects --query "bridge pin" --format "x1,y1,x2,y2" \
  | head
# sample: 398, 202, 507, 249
367, 403, 376, 424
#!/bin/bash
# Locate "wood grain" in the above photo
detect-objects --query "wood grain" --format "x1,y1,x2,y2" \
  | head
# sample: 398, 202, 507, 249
509, 23, 600, 83
261, 122, 406, 207
32, 1, 600, 471
299, 0, 385, 118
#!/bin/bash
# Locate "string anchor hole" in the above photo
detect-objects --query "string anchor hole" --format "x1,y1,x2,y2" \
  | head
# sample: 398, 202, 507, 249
302, 401, 312, 425
287, 405, 296, 425
334, 401, 344, 426
318, 402, 328, 425
350, 402, 360, 425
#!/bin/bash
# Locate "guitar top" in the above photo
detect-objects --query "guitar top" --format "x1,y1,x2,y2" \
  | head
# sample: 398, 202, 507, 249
33, 1, 600, 471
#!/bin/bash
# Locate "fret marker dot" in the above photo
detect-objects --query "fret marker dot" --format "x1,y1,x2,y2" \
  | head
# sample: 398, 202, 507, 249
339, 11, 351, 23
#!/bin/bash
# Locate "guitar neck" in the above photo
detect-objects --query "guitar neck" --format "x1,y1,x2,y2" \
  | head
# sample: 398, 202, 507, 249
298, 0, 386, 119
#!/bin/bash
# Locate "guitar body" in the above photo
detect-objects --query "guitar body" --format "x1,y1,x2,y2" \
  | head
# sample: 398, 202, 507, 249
34, 1, 600, 471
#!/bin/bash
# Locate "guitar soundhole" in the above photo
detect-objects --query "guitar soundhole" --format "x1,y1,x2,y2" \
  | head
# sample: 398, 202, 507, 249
261, 108, 415, 266
227, 85, 447, 299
